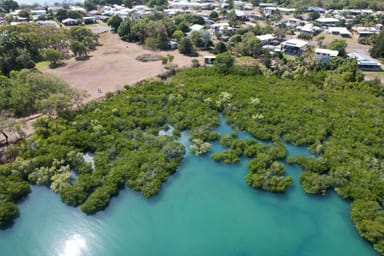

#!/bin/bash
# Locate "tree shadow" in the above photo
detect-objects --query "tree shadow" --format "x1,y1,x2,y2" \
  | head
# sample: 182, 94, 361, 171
0, 220, 16, 230
49, 62, 67, 69
75, 55, 91, 61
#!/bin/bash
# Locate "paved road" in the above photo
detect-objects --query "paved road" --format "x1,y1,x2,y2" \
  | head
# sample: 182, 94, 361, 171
346, 45, 371, 55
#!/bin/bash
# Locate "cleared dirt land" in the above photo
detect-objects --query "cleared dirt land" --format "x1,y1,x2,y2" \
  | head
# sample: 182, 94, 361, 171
41, 30, 208, 101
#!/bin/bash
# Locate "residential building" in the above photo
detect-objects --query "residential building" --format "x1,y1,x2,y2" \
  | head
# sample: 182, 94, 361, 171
315, 48, 339, 61
281, 39, 308, 56
347, 53, 381, 70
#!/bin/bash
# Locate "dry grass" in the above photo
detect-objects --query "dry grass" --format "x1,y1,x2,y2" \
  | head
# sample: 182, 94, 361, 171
39, 31, 209, 101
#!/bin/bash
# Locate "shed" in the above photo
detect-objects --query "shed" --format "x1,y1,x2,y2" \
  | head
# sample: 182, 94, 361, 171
204, 55, 216, 65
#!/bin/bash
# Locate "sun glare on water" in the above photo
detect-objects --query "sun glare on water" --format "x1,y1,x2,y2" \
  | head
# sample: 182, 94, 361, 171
60, 234, 87, 256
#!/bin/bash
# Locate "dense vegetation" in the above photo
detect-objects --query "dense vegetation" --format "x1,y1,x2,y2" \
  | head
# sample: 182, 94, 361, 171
371, 29, 384, 59
115, 13, 212, 53
211, 132, 292, 193
0, 66, 383, 254
0, 24, 98, 75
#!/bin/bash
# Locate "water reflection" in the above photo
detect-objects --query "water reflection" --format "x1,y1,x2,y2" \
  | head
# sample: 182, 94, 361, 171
59, 234, 87, 256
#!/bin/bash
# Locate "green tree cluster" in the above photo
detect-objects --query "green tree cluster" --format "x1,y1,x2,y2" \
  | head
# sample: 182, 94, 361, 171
116, 13, 211, 53
0, 69, 83, 117
370, 29, 384, 58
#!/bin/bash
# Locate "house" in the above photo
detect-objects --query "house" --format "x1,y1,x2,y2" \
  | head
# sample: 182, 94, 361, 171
297, 23, 321, 36
256, 34, 275, 45
168, 41, 177, 50
259, 2, 276, 8
37, 20, 59, 27
83, 16, 97, 24
277, 7, 296, 14
244, 3, 253, 10
211, 22, 233, 33
306, 6, 325, 13
234, 1, 245, 9
342, 9, 373, 15
69, 5, 87, 13
190, 24, 203, 33
285, 18, 302, 27
281, 39, 308, 56
315, 48, 339, 61
315, 17, 339, 27
353, 27, 379, 43
31, 9, 47, 20
263, 7, 278, 16
168, 1, 201, 10
326, 27, 352, 37
62, 18, 79, 26
235, 10, 247, 21
347, 53, 381, 70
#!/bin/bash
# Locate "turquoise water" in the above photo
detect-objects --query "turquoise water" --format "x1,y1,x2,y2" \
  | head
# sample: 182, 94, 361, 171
0, 118, 378, 256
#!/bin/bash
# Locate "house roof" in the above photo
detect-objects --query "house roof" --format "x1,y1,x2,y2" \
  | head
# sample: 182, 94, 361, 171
256, 34, 275, 41
278, 7, 296, 12
307, 6, 325, 12
315, 48, 339, 57
62, 18, 78, 23
316, 17, 339, 23
298, 23, 321, 33
327, 27, 352, 35
190, 24, 204, 31
235, 10, 245, 17
347, 53, 381, 66
282, 39, 308, 48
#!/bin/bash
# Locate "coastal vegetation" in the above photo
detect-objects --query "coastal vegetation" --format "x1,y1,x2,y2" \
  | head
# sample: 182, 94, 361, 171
0, 64, 383, 253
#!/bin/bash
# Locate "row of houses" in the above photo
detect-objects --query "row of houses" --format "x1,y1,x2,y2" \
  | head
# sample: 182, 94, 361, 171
278, 38, 381, 70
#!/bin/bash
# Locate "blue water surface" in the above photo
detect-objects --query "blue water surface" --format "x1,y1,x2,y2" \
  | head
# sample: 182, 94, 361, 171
0, 116, 377, 256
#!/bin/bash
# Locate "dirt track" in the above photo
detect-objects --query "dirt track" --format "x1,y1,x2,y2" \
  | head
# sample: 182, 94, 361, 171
41, 31, 207, 101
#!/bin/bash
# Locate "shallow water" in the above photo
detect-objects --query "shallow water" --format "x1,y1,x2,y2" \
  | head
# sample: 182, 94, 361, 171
0, 117, 377, 256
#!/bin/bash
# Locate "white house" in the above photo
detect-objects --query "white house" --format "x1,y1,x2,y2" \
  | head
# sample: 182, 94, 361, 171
347, 53, 381, 70
285, 18, 302, 27
263, 7, 278, 16
211, 22, 232, 33
190, 24, 204, 32
256, 34, 275, 45
277, 7, 296, 14
315, 48, 339, 61
353, 26, 379, 43
204, 55, 216, 65
62, 18, 79, 26
326, 27, 352, 37
316, 17, 339, 27
37, 20, 58, 27
297, 23, 321, 35
168, 1, 201, 10
281, 39, 308, 56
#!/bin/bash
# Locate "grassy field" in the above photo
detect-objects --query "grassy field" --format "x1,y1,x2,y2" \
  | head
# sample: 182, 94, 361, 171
35, 61, 50, 69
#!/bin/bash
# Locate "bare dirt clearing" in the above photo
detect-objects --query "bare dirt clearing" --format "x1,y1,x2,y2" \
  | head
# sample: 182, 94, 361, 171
40, 31, 208, 101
